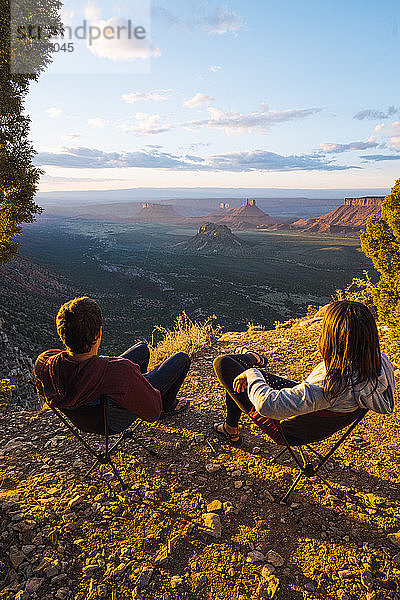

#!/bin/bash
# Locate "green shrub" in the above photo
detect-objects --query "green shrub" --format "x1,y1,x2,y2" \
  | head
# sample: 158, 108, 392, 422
361, 179, 400, 336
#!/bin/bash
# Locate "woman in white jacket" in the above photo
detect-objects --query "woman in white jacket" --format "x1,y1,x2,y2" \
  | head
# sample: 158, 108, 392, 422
213, 300, 395, 446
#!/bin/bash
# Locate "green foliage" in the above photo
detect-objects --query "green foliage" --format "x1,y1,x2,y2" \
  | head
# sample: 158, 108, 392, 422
0, 0, 62, 263
361, 179, 400, 333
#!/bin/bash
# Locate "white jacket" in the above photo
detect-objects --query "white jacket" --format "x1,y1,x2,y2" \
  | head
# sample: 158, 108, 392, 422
245, 352, 395, 420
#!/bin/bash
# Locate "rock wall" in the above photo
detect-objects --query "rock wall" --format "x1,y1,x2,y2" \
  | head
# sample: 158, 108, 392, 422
0, 318, 38, 408
344, 197, 384, 207
286, 197, 383, 233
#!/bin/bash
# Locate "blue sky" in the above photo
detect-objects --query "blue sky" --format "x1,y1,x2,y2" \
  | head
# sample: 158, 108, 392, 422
26, 0, 400, 192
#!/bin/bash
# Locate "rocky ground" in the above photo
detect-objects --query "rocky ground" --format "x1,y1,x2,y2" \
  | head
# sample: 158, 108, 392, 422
0, 310, 399, 600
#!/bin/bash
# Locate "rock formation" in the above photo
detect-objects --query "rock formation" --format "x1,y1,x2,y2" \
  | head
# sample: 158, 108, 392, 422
187, 199, 277, 230
174, 222, 255, 256
128, 203, 184, 224
288, 196, 384, 233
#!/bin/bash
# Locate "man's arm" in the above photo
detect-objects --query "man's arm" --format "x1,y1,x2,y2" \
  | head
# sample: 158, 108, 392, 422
118, 362, 162, 422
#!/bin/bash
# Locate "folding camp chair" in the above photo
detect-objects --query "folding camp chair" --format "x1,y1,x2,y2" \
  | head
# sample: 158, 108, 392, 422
269, 408, 368, 502
47, 395, 157, 490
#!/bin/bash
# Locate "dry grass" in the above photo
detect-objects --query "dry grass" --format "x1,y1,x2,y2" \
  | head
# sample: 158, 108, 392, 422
0, 379, 13, 408
147, 312, 221, 369
332, 271, 376, 307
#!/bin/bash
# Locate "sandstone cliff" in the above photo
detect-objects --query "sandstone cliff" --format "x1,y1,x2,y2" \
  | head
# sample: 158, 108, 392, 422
287, 197, 384, 234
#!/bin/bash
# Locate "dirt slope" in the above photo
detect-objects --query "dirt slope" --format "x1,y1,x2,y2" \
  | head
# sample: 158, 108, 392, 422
0, 311, 399, 600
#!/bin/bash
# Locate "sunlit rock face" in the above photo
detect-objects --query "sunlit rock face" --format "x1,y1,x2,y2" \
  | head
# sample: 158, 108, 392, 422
290, 197, 384, 234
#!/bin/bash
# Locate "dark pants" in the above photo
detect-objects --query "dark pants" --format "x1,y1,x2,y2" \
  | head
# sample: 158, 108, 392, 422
108, 342, 190, 432
213, 353, 298, 444
121, 342, 191, 410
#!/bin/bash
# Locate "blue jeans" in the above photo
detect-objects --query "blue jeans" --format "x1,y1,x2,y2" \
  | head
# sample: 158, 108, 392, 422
108, 342, 190, 432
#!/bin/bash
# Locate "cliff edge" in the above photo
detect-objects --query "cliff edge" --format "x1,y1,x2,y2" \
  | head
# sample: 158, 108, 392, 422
0, 307, 399, 600
288, 197, 384, 234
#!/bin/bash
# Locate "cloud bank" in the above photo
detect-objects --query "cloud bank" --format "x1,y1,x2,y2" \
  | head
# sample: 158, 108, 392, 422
353, 106, 400, 120
35, 147, 356, 172
185, 105, 322, 136
319, 140, 379, 153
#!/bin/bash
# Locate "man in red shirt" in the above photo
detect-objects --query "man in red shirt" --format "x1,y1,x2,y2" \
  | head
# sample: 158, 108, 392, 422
35, 297, 190, 431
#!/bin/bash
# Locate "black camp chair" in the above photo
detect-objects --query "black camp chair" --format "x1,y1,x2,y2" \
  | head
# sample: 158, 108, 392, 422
270, 408, 368, 502
48, 395, 157, 489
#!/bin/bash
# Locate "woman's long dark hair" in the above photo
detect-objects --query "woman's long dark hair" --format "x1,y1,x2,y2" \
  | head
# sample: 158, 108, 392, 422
318, 300, 382, 400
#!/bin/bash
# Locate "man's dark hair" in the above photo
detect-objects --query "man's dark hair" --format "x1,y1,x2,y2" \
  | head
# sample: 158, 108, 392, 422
56, 297, 102, 354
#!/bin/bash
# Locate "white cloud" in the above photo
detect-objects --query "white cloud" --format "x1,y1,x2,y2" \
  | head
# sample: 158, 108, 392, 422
206, 150, 355, 172
372, 121, 400, 151
376, 121, 400, 136
354, 106, 400, 120
84, 0, 101, 21
183, 93, 215, 109
391, 137, 400, 149
209, 65, 222, 72
120, 113, 173, 135
46, 107, 63, 119
62, 133, 81, 141
87, 16, 161, 61
374, 123, 386, 133
122, 90, 173, 103
185, 104, 322, 136
319, 140, 379, 153
88, 117, 108, 128
203, 8, 244, 35
35, 146, 356, 172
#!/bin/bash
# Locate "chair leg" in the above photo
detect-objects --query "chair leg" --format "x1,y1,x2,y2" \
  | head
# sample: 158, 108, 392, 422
84, 457, 102, 479
305, 445, 324, 460
314, 471, 341, 497
269, 447, 288, 463
280, 470, 303, 503
108, 457, 128, 490
84, 452, 128, 490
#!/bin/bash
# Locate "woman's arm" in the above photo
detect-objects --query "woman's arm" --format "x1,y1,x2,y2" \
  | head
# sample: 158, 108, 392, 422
244, 368, 329, 419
